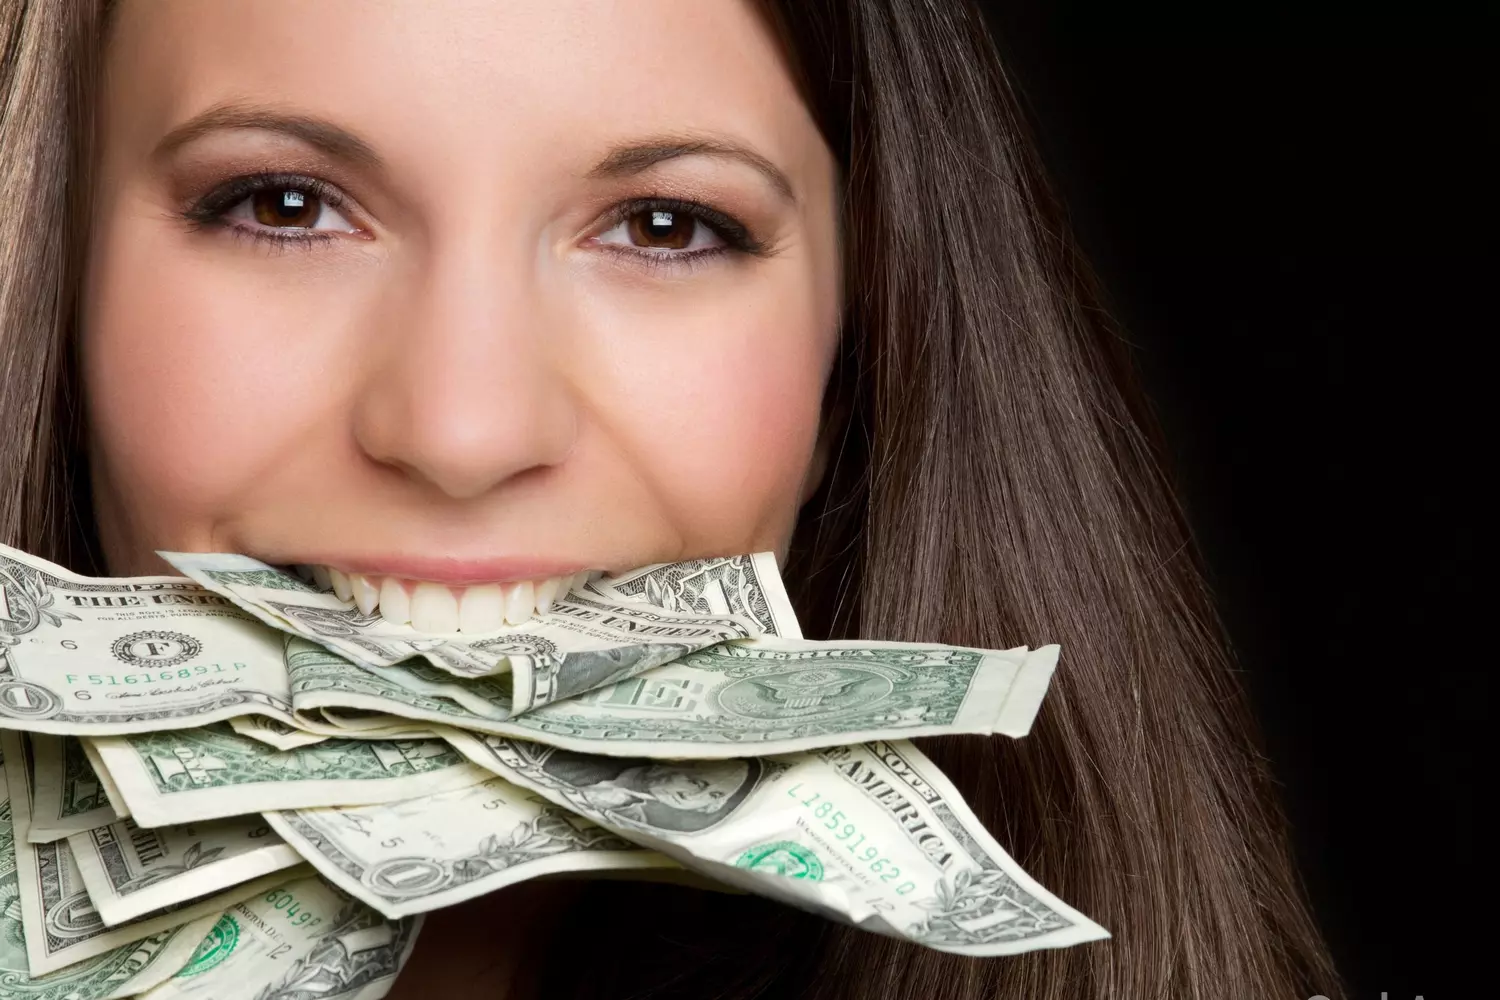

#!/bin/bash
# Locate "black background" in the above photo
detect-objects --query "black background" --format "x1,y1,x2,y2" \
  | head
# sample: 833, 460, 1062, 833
973, 3, 1484, 997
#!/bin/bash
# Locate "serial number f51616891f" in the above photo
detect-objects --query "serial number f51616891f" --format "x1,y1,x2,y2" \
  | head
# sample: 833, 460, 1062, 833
65, 662, 253, 686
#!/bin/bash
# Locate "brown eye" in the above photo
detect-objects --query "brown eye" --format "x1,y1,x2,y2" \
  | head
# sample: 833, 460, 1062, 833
251, 188, 322, 228
590, 197, 757, 268
626, 207, 698, 250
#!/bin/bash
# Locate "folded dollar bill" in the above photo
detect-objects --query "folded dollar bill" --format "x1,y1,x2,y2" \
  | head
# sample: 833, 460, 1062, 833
0, 544, 790, 734
66, 815, 306, 926
0, 736, 227, 991
26, 734, 124, 841
279, 632, 1057, 758
0, 543, 300, 736
585, 553, 803, 638
87, 723, 489, 827
455, 736, 1110, 957
433, 637, 1057, 757
162, 551, 774, 708
265, 775, 677, 918
228, 714, 329, 750
136, 875, 421, 1000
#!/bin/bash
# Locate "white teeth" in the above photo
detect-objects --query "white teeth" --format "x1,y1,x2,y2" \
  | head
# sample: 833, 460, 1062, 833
351, 573, 380, 615
410, 581, 458, 632
503, 580, 536, 626
534, 576, 561, 616
588, 569, 605, 582
378, 577, 410, 626
313, 566, 578, 633
458, 584, 505, 633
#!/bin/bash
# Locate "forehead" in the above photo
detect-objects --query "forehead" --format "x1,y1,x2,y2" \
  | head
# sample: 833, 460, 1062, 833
102, 0, 820, 183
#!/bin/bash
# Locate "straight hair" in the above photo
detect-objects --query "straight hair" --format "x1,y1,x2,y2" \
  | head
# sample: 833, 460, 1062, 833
0, 1, 1342, 997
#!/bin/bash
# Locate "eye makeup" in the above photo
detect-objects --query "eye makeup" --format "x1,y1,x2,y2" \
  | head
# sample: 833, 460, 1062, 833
587, 195, 777, 275
179, 170, 367, 254
175, 170, 778, 273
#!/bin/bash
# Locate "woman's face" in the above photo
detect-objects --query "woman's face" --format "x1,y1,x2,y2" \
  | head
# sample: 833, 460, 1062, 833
82, 0, 841, 632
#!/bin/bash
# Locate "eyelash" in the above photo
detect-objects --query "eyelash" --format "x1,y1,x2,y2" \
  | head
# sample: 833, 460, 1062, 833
179, 171, 772, 272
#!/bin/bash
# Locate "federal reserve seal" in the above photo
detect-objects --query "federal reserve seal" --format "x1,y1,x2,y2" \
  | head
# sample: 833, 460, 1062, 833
111, 630, 202, 668
734, 841, 824, 880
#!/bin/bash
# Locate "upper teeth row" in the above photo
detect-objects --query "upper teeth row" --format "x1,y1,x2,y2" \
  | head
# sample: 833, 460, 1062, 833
294, 564, 596, 633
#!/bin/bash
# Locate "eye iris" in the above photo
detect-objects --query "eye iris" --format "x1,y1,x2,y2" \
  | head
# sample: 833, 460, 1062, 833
627, 208, 694, 250
251, 188, 318, 228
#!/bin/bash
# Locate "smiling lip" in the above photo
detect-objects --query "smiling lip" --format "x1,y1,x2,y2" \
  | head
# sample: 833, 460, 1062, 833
289, 555, 593, 586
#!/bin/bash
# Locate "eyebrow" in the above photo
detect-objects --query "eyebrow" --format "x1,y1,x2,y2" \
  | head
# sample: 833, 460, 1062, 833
152, 102, 385, 172
153, 102, 799, 205
585, 134, 798, 206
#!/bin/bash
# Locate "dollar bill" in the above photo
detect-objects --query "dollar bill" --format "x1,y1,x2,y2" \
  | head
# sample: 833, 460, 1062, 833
1, 732, 229, 981
276, 708, 433, 742
457, 737, 1111, 956
0, 856, 221, 1000
229, 714, 328, 751
81, 738, 131, 818
87, 723, 490, 828
162, 551, 768, 705
287, 644, 515, 729
468, 637, 1056, 755
264, 776, 676, 918
297, 718, 440, 742
67, 815, 306, 926
27, 733, 124, 842
0, 543, 299, 736
139, 876, 421, 1000
291, 634, 1058, 758
591, 552, 803, 639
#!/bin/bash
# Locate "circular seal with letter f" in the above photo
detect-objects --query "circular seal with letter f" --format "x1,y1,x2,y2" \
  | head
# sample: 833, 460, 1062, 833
111, 630, 202, 668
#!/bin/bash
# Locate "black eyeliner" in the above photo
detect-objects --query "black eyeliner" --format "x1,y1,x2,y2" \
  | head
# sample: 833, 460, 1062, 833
180, 173, 771, 268
603, 196, 773, 257
181, 171, 349, 227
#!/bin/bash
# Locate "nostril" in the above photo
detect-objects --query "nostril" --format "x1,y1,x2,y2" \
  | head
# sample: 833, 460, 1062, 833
347, 297, 583, 504
354, 391, 579, 502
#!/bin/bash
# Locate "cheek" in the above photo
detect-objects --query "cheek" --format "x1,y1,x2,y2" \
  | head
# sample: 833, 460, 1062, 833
80, 214, 348, 532
654, 364, 821, 540
573, 266, 836, 546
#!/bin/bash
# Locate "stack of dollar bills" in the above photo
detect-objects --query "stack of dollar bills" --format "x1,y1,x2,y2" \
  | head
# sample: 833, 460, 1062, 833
0, 542, 1108, 998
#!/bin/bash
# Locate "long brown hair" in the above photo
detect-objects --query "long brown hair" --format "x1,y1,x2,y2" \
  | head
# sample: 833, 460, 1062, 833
0, 1, 1342, 997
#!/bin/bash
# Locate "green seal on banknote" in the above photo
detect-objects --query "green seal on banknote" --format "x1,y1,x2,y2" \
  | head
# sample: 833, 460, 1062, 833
714, 666, 899, 721
178, 913, 240, 976
733, 841, 824, 880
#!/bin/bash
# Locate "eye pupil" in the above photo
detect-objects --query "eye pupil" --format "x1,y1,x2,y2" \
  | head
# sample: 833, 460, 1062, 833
252, 188, 318, 227
628, 207, 694, 249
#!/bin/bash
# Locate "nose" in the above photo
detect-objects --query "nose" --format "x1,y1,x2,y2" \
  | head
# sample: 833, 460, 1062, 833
352, 241, 578, 500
